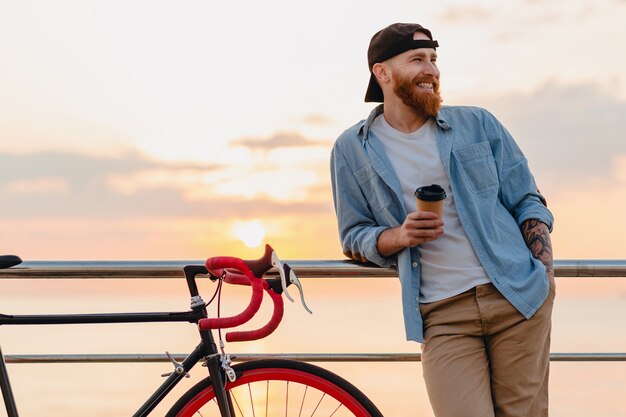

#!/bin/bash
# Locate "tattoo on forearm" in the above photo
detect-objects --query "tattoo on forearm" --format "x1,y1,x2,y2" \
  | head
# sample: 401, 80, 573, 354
521, 219, 554, 276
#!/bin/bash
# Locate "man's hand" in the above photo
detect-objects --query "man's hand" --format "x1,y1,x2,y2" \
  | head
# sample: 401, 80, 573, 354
521, 219, 555, 289
377, 211, 444, 257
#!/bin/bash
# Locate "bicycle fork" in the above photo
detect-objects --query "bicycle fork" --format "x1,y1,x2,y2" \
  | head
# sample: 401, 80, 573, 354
0, 345, 19, 417
205, 354, 236, 417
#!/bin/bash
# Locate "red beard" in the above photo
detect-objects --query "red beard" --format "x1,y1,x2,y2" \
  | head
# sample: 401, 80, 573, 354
393, 73, 442, 118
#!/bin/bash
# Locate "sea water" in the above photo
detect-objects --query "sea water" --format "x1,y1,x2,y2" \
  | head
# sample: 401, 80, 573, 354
1, 277, 625, 417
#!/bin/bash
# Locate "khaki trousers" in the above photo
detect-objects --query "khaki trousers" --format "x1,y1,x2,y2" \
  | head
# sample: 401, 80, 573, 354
419, 282, 555, 417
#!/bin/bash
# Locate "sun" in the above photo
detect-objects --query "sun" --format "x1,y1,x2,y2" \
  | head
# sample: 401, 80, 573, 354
231, 220, 267, 248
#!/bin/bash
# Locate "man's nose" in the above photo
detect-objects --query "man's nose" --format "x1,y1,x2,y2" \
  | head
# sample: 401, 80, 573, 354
422, 61, 439, 77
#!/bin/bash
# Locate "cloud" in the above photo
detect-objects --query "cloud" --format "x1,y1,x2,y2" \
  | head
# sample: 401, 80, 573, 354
438, 6, 494, 23
3, 177, 70, 195
0, 142, 332, 221
439, 2, 607, 43
469, 80, 626, 191
0, 150, 217, 183
210, 168, 321, 202
230, 132, 329, 151
614, 155, 626, 183
105, 168, 214, 196
0, 132, 337, 260
292, 113, 338, 126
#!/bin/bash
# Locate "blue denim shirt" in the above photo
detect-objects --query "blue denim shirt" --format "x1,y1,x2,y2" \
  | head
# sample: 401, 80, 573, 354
330, 105, 554, 343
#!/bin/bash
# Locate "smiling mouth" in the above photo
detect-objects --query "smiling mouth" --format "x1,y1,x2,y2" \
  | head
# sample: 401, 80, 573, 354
416, 82, 435, 92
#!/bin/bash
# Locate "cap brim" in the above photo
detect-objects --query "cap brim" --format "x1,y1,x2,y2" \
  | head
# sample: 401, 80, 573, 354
364, 73, 384, 103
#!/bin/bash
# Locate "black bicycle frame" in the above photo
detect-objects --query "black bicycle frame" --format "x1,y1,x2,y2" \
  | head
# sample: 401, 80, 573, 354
0, 264, 237, 417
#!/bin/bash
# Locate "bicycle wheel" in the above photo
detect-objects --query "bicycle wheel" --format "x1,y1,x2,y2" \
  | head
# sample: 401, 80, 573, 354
166, 359, 383, 417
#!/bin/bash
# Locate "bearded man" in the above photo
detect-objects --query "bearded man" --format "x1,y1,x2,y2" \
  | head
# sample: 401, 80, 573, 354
330, 23, 555, 417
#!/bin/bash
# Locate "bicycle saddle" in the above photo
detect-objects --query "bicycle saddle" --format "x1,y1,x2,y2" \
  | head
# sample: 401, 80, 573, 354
0, 255, 22, 269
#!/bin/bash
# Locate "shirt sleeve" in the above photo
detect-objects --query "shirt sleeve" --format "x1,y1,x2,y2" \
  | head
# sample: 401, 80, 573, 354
330, 143, 395, 267
483, 110, 555, 231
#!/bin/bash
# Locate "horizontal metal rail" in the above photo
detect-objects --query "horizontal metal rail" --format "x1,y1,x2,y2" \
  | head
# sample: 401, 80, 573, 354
3, 353, 626, 364
2, 260, 626, 365
2, 259, 626, 279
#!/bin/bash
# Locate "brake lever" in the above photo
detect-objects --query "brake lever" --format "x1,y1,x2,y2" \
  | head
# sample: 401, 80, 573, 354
271, 251, 295, 303
285, 264, 313, 314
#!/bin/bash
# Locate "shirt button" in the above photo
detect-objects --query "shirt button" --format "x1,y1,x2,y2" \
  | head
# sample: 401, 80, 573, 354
412, 261, 418, 268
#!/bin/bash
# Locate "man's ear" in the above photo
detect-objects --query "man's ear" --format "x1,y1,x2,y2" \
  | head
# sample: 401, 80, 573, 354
372, 62, 391, 84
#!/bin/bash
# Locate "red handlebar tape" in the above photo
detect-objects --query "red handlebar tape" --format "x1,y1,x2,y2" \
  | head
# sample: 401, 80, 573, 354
199, 249, 285, 342
226, 280, 284, 342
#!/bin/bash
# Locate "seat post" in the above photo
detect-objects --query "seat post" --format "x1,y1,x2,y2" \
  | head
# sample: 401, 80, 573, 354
0, 346, 19, 417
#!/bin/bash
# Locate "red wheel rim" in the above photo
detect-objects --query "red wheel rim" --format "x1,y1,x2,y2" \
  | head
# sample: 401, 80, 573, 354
175, 367, 372, 417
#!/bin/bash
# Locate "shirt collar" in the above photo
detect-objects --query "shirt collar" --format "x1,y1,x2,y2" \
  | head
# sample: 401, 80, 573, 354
359, 105, 451, 140
434, 111, 451, 130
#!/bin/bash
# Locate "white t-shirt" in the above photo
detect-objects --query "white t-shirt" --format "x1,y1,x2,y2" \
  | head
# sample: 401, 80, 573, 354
371, 114, 491, 303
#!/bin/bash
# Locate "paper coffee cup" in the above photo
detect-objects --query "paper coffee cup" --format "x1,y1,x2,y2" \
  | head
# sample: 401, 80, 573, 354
415, 184, 447, 219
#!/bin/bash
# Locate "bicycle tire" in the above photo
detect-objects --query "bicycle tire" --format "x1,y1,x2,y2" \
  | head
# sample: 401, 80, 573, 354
165, 359, 383, 417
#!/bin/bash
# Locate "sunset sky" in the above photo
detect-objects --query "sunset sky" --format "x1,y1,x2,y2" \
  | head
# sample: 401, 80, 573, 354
2, 3, 626, 416
2, 0, 626, 261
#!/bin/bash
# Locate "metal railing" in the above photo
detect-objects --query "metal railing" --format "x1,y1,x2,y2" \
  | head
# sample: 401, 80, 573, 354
2, 259, 626, 363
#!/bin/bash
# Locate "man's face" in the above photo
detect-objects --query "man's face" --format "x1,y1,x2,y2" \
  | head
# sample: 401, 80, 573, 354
389, 32, 442, 117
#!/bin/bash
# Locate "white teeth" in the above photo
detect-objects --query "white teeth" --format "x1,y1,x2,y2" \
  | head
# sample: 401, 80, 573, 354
417, 82, 434, 89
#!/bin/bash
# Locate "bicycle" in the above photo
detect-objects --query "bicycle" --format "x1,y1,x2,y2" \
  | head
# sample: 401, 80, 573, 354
0, 246, 383, 417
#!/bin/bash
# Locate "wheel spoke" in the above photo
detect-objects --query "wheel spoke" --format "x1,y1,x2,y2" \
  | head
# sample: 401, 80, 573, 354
285, 381, 289, 417
299, 385, 308, 417
231, 390, 243, 416
329, 403, 343, 417
248, 383, 256, 417
310, 393, 326, 417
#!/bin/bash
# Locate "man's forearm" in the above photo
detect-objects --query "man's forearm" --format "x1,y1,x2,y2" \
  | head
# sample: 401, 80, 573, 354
520, 219, 554, 277
376, 227, 406, 257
